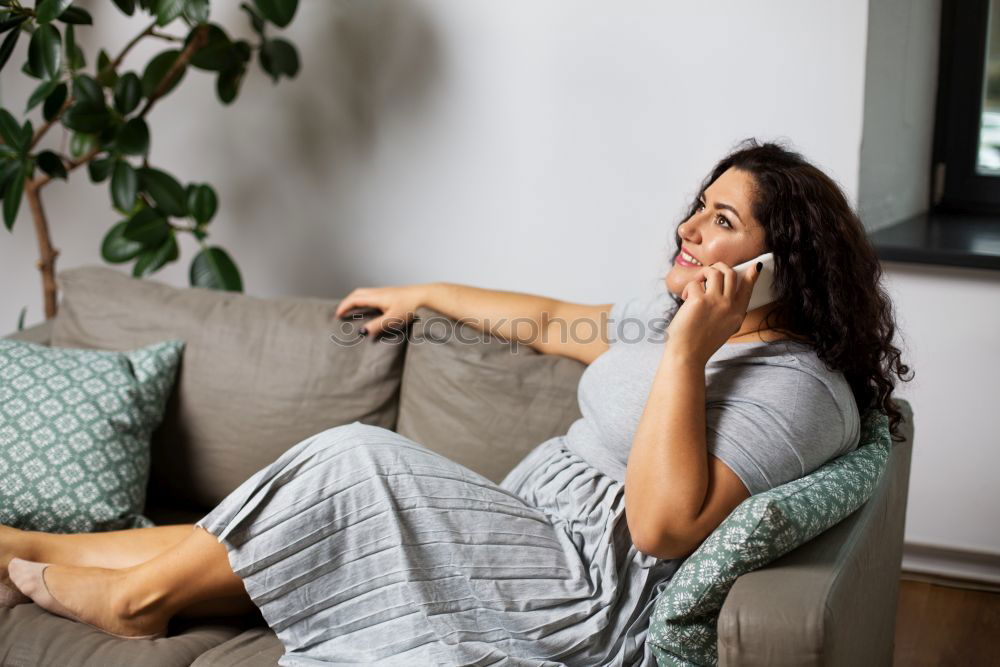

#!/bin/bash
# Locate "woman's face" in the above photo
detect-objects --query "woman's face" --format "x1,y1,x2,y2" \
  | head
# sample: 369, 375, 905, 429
665, 167, 768, 298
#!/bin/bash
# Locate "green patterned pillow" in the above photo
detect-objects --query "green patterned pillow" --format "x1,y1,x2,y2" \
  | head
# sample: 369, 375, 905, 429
648, 409, 893, 667
0, 338, 183, 533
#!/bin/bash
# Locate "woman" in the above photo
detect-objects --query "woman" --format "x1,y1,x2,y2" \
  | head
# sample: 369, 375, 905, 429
1, 139, 912, 665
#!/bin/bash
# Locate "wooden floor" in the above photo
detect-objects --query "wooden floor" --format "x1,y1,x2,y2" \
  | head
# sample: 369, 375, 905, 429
894, 578, 1000, 666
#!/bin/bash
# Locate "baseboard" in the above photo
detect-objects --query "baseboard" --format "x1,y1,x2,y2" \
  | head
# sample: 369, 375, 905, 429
901, 540, 1000, 593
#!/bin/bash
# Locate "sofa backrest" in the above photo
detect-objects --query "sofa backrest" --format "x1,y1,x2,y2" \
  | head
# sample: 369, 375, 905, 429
394, 306, 586, 484
50, 266, 407, 513
44, 266, 587, 515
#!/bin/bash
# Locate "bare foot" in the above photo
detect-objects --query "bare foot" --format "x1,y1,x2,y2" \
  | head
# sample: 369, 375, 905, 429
11, 561, 169, 638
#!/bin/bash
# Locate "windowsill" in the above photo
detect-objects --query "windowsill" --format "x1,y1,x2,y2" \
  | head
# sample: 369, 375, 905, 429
868, 211, 1000, 271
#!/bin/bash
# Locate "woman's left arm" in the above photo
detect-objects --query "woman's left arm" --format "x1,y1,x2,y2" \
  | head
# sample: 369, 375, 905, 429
624, 261, 762, 560
624, 351, 750, 560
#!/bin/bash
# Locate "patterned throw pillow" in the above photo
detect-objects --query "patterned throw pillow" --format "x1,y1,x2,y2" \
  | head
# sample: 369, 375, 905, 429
0, 338, 183, 533
647, 409, 893, 667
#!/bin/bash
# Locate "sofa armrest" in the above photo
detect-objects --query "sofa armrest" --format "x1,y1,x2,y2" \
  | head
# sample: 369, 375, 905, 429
717, 399, 914, 666
4, 319, 54, 346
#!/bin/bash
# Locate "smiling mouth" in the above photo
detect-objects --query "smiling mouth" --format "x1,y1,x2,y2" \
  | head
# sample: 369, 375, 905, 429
676, 249, 704, 266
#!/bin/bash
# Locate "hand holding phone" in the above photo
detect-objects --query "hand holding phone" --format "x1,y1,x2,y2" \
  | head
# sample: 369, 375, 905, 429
696, 251, 777, 312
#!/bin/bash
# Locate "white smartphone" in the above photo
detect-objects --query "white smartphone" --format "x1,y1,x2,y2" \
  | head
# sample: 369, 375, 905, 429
698, 251, 777, 312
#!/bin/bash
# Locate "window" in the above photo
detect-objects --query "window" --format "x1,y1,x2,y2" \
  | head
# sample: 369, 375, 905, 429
933, 0, 1000, 212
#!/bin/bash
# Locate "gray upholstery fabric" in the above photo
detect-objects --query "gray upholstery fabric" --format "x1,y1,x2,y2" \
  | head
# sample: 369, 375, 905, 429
4, 319, 53, 345
0, 603, 252, 666
190, 628, 284, 667
50, 266, 406, 511
717, 399, 914, 666
394, 306, 586, 483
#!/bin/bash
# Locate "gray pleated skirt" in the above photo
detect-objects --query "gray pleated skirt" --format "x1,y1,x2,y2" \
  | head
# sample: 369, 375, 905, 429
195, 422, 681, 666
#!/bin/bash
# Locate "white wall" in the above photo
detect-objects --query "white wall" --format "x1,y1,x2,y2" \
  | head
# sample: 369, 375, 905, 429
14, 1, 997, 577
1, 0, 868, 326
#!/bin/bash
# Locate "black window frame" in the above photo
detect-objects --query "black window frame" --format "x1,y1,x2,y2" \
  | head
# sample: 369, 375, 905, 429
932, 0, 1000, 213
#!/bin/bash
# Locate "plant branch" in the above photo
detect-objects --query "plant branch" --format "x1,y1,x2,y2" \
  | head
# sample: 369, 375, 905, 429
24, 179, 60, 320
111, 20, 157, 71
150, 30, 182, 42
137, 24, 209, 118
29, 94, 74, 150
31, 144, 100, 190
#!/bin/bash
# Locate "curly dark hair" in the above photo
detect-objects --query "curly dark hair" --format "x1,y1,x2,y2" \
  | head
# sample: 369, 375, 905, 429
666, 138, 914, 444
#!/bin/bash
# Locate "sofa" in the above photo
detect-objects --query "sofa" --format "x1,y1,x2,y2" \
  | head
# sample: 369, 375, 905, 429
0, 266, 914, 666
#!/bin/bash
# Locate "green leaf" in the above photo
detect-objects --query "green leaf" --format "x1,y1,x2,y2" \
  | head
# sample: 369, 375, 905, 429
58, 6, 92, 25
154, 0, 185, 26
16, 306, 26, 331
0, 108, 23, 150
234, 39, 251, 63
18, 120, 32, 149
253, 0, 297, 28
188, 24, 235, 72
123, 205, 169, 245
26, 78, 59, 112
111, 159, 137, 210
64, 23, 84, 70
111, 0, 136, 16
215, 64, 245, 104
28, 24, 61, 79
184, 0, 209, 24
186, 183, 217, 224
0, 15, 27, 35
3, 167, 23, 231
0, 20, 19, 72
72, 74, 103, 104
96, 48, 117, 87
141, 49, 184, 98
36, 0, 73, 24
62, 100, 111, 133
240, 2, 264, 35
190, 246, 242, 291
36, 150, 67, 180
259, 37, 298, 82
138, 167, 186, 216
0, 159, 21, 197
87, 154, 112, 182
113, 72, 142, 114
69, 132, 96, 159
65, 22, 75, 56
69, 41, 85, 70
22, 59, 42, 80
101, 220, 144, 262
114, 117, 149, 155
133, 231, 178, 277
42, 82, 68, 121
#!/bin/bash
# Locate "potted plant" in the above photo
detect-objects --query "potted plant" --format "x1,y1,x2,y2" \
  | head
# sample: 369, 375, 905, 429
0, 0, 301, 321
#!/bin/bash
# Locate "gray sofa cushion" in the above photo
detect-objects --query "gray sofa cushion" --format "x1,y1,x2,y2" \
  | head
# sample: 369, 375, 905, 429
50, 266, 406, 511
190, 627, 284, 666
0, 603, 251, 666
395, 307, 586, 483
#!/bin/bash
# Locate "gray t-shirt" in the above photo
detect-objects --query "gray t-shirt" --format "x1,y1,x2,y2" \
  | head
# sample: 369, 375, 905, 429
560, 287, 861, 495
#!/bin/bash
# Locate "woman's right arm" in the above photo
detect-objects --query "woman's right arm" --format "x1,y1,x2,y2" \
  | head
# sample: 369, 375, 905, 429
333, 282, 612, 365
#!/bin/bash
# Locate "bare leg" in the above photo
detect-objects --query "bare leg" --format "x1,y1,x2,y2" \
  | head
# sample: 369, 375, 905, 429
11, 525, 257, 637
2, 524, 257, 621
1, 523, 196, 570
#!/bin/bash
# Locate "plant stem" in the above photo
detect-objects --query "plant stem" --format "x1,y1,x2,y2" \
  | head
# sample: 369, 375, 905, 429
24, 179, 59, 320
111, 20, 157, 71
138, 24, 209, 117
29, 95, 73, 150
